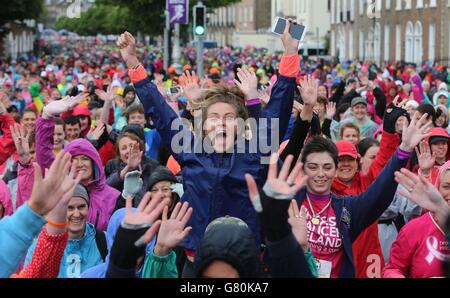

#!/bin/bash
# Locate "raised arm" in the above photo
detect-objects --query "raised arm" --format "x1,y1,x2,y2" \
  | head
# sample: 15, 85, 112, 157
117, 32, 192, 164
36, 94, 86, 172
361, 103, 406, 183
0, 102, 16, 165
258, 19, 300, 148
346, 112, 432, 240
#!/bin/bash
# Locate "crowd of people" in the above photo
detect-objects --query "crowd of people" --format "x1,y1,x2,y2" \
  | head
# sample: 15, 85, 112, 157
0, 19, 450, 279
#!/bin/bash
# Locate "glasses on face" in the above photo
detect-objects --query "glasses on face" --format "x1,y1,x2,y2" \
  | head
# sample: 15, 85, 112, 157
150, 187, 172, 194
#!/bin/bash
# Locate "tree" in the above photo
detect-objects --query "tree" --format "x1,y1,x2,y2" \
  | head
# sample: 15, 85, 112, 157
100, 0, 240, 36
56, 4, 133, 36
0, 0, 44, 36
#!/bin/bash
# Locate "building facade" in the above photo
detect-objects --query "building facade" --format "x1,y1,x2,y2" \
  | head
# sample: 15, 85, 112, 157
0, 20, 35, 59
44, 0, 95, 28
206, 0, 272, 48
330, 0, 450, 65
271, 0, 331, 52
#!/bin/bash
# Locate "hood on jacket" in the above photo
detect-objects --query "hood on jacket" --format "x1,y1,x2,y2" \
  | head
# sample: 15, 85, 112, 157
64, 138, 121, 230
0, 180, 12, 218
73, 105, 92, 117
433, 90, 449, 108
64, 139, 103, 184
194, 216, 261, 278
434, 161, 450, 188
426, 127, 450, 160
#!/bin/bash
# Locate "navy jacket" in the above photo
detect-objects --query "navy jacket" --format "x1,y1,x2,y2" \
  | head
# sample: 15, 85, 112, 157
134, 75, 295, 251
286, 151, 408, 278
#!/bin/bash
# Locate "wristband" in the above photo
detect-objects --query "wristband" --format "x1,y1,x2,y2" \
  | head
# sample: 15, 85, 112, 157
46, 217, 68, 228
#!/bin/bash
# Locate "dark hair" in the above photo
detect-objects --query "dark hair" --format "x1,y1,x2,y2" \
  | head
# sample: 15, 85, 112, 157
22, 108, 37, 117
356, 137, 380, 157
301, 137, 338, 168
417, 104, 437, 125
64, 116, 81, 128
54, 117, 64, 126
336, 103, 351, 122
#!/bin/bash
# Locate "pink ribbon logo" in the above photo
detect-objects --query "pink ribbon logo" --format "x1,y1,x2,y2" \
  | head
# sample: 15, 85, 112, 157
425, 236, 450, 264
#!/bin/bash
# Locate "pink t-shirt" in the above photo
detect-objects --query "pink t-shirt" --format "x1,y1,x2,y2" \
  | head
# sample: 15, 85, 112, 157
384, 212, 450, 278
302, 192, 343, 278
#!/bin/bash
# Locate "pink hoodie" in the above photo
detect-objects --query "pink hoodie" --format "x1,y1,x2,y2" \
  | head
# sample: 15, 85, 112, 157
35, 118, 120, 230
0, 179, 12, 218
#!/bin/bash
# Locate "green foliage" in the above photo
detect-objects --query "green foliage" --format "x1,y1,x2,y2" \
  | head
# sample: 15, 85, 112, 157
99, 0, 240, 36
55, 4, 134, 35
0, 0, 44, 35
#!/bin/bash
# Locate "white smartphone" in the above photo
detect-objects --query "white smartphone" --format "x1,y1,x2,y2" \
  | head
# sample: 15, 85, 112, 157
271, 17, 307, 41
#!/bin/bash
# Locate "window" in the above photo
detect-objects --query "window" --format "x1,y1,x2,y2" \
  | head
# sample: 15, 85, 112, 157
359, 31, 365, 60
405, 22, 414, 62
386, 0, 391, 9
413, 21, 423, 64
416, 0, 423, 8
430, 0, 437, 7
396, 0, 401, 10
404, 0, 412, 9
384, 25, 390, 61
429, 24, 435, 62
395, 24, 401, 60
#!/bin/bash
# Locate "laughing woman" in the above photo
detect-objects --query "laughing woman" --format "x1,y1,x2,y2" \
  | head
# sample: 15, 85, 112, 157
116, 22, 300, 275
23, 185, 105, 278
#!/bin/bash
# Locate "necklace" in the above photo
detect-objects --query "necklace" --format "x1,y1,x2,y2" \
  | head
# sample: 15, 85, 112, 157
306, 193, 332, 225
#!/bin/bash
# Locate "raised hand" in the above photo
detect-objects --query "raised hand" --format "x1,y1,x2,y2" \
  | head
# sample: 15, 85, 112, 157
281, 18, 300, 55
45, 160, 83, 227
399, 112, 432, 152
123, 192, 171, 246
234, 67, 259, 100
10, 123, 31, 165
95, 85, 114, 103
86, 122, 106, 142
28, 152, 79, 216
180, 70, 202, 103
42, 94, 88, 119
245, 154, 309, 242
325, 101, 336, 120
127, 143, 143, 170
415, 141, 436, 174
154, 202, 193, 256
395, 168, 450, 227
287, 200, 308, 252
246, 154, 309, 211
0, 101, 6, 115
298, 76, 319, 107
258, 88, 270, 105
117, 31, 140, 69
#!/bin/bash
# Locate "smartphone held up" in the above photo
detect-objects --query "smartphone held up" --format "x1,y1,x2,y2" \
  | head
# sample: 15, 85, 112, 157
271, 17, 307, 42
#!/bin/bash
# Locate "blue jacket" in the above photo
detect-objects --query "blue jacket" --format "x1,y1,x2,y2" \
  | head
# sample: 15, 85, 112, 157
25, 222, 103, 278
0, 204, 46, 277
287, 151, 408, 278
144, 128, 162, 160
134, 75, 295, 251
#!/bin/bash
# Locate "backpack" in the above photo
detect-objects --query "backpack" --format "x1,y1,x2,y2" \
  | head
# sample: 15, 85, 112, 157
95, 229, 108, 261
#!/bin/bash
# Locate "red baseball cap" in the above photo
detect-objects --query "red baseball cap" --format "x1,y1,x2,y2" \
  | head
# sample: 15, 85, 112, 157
336, 141, 358, 159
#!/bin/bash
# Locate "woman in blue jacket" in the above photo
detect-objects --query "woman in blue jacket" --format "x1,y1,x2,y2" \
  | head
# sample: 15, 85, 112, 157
24, 184, 104, 278
116, 22, 302, 271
